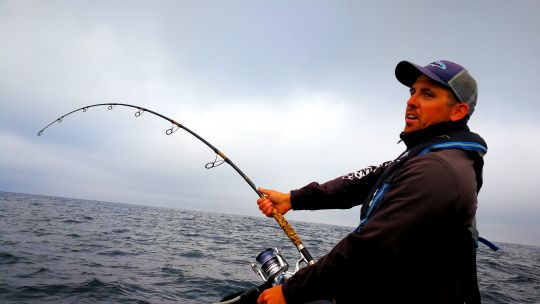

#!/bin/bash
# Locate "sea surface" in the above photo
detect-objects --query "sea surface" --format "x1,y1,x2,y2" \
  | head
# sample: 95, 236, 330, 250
0, 191, 538, 303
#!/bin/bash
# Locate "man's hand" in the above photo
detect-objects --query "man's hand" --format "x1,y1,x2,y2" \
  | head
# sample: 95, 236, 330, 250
257, 285, 286, 304
257, 188, 292, 217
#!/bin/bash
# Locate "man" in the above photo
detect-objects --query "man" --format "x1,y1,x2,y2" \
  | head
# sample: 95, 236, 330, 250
256, 60, 486, 303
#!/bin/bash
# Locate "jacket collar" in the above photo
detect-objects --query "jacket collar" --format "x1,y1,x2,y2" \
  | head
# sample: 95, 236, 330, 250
399, 120, 470, 150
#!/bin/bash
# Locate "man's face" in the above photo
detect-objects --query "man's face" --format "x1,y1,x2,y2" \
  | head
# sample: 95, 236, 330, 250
403, 75, 458, 133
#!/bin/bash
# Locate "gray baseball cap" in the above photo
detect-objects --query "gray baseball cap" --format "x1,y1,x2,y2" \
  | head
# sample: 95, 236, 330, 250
395, 60, 478, 116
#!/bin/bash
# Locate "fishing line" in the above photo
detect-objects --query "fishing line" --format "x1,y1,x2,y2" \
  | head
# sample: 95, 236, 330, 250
3, 133, 38, 169
37, 102, 315, 265
204, 159, 231, 215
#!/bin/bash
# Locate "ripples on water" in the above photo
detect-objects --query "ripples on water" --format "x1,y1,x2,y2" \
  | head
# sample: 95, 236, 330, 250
0, 191, 538, 303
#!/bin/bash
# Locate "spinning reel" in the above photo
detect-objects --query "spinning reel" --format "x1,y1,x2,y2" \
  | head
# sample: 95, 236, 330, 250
251, 247, 309, 286
217, 247, 313, 303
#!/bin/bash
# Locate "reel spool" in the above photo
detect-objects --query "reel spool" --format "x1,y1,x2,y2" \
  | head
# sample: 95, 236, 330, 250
251, 247, 290, 285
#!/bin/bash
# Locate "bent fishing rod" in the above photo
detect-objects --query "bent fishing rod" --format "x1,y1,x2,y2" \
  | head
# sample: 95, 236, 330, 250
37, 103, 315, 265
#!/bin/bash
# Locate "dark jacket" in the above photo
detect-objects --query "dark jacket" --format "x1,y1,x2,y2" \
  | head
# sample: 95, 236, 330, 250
282, 122, 486, 304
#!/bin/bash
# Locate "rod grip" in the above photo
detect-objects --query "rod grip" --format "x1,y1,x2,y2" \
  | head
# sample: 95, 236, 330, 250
271, 208, 302, 246
271, 208, 315, 264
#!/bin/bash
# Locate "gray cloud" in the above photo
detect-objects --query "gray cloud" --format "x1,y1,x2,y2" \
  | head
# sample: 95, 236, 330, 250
1, 0, 539, 246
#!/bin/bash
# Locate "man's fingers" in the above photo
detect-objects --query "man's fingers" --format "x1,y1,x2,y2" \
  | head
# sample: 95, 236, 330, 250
256, 188, 277, 217
258, 200, 267, 210
256, 198, 274, 217
262, 202, 273, 216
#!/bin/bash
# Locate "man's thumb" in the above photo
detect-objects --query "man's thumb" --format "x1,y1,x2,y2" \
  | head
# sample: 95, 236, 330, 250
258, 187, 269, 196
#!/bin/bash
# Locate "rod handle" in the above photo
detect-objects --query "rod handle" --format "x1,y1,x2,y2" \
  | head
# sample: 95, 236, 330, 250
271, 208, 315, 264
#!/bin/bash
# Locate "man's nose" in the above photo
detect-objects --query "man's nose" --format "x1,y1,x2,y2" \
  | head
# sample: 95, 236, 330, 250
406, 94, 419, 108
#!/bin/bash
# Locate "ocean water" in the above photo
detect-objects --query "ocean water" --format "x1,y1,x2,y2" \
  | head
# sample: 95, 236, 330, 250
0, 191, 538, 303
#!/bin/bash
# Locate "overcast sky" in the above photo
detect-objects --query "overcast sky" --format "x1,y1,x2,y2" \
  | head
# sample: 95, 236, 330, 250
1, 0, 539, 246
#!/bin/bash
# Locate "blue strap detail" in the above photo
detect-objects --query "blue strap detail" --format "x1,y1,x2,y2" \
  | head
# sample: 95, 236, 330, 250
419, 141, 487, 156
356, 182, 390, 232
477, 236, 500, 251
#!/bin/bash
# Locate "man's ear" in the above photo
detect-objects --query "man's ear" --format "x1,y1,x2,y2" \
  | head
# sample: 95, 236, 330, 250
450, 103, 470, 121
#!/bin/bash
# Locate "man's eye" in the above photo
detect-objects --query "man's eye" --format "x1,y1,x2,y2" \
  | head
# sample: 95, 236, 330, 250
424, 91, 434, 98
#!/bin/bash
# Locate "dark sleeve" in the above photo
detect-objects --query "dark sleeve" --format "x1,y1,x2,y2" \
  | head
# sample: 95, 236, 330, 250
290, 163, 388, 210
282, 151, 476, 302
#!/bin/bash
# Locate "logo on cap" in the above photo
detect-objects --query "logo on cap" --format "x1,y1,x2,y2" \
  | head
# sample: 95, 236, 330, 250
430, 61, 446, 69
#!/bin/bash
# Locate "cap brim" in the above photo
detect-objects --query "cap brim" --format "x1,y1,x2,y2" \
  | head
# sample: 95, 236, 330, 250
395, 61, 448, 88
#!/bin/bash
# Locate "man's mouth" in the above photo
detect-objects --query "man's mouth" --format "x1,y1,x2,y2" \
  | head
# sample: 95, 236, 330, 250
406, 113, 418, 120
